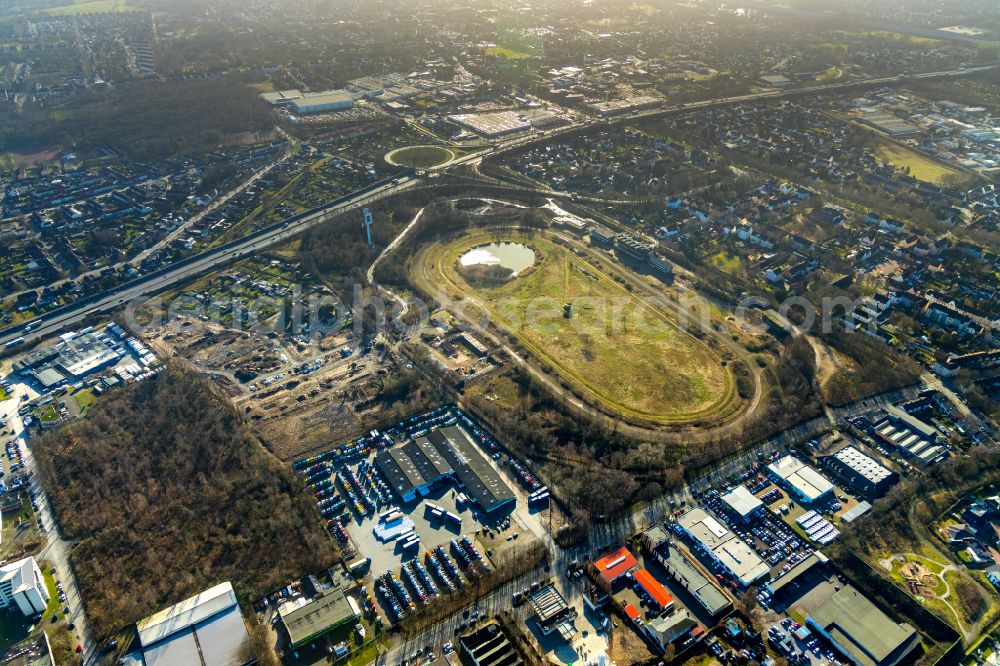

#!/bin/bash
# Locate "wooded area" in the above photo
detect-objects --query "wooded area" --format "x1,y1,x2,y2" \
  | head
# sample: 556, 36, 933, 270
0, 75, 273, 161
33, 366, 338, 637
820, 327, 922, 406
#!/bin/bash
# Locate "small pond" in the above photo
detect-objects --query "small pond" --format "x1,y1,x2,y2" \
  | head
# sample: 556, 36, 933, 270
459, 242, 535, 275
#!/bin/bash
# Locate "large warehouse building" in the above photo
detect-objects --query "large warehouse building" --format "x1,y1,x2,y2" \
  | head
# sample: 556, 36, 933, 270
278, 586, 360, 650
133, 581, 254, 666
259, 89, 302, 106
821, 446, 898, 500
676, 508, 769, 587
766, 554, 920, 666
376, 425, 515, 514
13, 330, 121, 390
767, 455, 835, 504
448, 111, 531, 137
809, 587, 920, 666
645, 535, 732, 619
721, 485, 764, 521
291, 90, 354, 114
871, 406, 948, 466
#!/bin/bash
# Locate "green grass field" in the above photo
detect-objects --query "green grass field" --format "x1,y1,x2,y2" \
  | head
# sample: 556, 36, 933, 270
484, 46, 534, 60
428, 232, 734, 423
847, 30, 943, 45
874, 143, 971, 186
815, 66, 843, 82
387, 146, 454, 168
40, 569, 61, 621
73, 388, 97, 414
44, 0, 138, 15
34, 404, 60, 424
707, 251, 742, 275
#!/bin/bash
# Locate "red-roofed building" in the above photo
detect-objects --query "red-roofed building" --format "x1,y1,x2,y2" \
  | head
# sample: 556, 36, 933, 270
634, 569, 674, 611
624, 604, 641, 623
593, 547, 638, 584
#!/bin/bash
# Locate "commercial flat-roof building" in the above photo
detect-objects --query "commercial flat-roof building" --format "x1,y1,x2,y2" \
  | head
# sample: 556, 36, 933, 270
721, 485, 764, 521
135, 581, 253, 666
588, 96, 661, 116
259, 89, 302, 106
642, 608, 701, 654
375, 425, 515, 514
765, 552, 831, 598
861, 113, 921, 136
871, 407, 947, 466
765, 553, 921, 666
430, 427, 515, 513
760, 75, 792, 87
648, 540, 732, 618
641, 526, 670, 553
457, 623, 522, 666
593, 546, 638, 584
448, 111, 531, 137
279, 587, 360, 649
676, 508, 769, 587
13, 331, 121, 388
821, 446, 898, 499
528, 584, 576, 639
0, 557, 49, 618
291, 90, 354, 114
767, 456, 835, 504
589, 226, 615, 248
808, 587, 920, 666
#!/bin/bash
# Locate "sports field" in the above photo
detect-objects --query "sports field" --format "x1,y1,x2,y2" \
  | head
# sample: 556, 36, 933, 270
425, 231, 736, 423
483, 46, 534, 60
874, 143, 972, 186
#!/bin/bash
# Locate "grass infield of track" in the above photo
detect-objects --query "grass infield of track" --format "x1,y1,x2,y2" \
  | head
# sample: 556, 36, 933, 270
422, 229, 738, 424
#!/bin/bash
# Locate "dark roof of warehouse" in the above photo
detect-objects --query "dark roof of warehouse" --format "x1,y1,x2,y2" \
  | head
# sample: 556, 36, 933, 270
427, 426, 515, 512
376, 424, 515, 513
458, 623, 522, 666
280, 589, 358, 649
375, 448, 421, 496
810, 587, 919, 666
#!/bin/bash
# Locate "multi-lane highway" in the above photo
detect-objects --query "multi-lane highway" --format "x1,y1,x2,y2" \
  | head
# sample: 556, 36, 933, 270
0, 60, 993, 666
451, 63, 1000, 167
0, 176, 419, 350
1, 62, 996, 352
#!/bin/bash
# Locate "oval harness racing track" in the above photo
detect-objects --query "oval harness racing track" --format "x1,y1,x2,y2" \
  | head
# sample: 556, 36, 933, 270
410, 222, 759, 433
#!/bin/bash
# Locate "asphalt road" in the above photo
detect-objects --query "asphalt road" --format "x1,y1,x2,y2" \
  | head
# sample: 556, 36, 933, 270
0, 177, 418, 350
0, 61, 994, 666
0, 380, 97, 663
375, 380, 928, 666
1, 63, 995, 352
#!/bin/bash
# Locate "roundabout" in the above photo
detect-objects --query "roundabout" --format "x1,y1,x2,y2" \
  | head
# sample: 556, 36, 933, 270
385, 145, 457, 169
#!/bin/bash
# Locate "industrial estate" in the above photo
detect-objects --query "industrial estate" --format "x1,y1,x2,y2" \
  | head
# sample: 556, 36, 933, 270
0, 0, 999, 665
